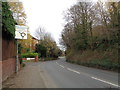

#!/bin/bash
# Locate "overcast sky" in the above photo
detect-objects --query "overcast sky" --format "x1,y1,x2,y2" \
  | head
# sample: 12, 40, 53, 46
20, 0, 77, 46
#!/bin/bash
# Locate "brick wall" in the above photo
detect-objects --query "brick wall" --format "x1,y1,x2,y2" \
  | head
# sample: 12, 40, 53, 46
0, 61, 2, 89
2, 58, 16, 81
2, 38, 16, 61
2, 37, 17, 82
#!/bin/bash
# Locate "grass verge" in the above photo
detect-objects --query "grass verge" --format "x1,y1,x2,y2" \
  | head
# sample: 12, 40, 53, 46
66, 49, 119, 72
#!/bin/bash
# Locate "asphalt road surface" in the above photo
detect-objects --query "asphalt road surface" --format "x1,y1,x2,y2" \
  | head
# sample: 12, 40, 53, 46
37, 57, 119, 88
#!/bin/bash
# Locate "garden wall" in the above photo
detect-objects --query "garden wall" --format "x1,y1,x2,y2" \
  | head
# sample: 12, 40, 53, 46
2, 38, 17, 82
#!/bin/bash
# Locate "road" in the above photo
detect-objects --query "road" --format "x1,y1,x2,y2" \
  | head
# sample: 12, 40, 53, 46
37, 57, 119, 88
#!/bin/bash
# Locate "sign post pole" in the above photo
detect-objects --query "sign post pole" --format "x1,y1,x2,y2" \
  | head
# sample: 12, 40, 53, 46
15, 25, 28, 73
16, 39, 19, 73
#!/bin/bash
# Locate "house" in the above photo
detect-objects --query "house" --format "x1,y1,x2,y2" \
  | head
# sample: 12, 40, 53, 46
19, 33, 39, 53
32, 36, 39, 51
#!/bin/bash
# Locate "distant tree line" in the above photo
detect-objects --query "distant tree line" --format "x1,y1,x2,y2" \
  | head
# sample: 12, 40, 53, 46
35, 27, 62, 60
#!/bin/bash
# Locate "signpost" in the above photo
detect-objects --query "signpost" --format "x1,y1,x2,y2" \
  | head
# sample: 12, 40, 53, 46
15, 25, 28, 39
15, 25, 28, 72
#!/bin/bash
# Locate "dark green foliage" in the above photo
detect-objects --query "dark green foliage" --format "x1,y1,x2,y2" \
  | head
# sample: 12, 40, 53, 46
35, 43, 61, 58
21, 53, 39, 58
20, 58, 22, 64
22, 48, 30, 53
2, 2, 16, 39
35, 44, 47, 57
26, 48, 30, 53
38, 53, 41, 58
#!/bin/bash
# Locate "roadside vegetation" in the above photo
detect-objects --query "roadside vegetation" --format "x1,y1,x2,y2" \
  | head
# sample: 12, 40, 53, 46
61, 1, 119, 71
35, 27, 62, 61
21, 53, 39, 58
2, 2, 16, 39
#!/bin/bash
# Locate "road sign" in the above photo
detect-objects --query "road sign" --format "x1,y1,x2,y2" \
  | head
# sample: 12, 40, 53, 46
15, 25, 28, 39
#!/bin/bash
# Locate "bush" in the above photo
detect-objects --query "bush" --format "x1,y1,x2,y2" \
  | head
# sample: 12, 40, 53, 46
20, 58, 22, 64
21, 53, 39, 58
35, 44, 47, 57
26, 48, 30, 53
38, 53, 41, 58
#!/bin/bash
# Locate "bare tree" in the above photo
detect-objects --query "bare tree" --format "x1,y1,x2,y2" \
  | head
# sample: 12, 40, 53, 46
34, 26, 46, 40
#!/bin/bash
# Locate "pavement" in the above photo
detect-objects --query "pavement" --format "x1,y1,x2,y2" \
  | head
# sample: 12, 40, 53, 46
2, 57, 120, 88
2, 62, 46, 88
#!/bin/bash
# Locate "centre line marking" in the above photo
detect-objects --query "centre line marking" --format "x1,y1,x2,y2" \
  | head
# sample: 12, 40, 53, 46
56, 62, 59, 65
91, 77, 120, 88
67, 68, 80, 74
56, 62, 118, 87
56, 62, 64, 68
59, 65, 65, 68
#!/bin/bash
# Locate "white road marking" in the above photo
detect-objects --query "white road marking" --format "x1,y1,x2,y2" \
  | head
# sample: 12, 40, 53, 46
56, 62, 59, 65
56, 62, 80, 74
56, 62, 119, 88
73, 71, 80, 74
67, 68, 80, 74
91, 77, 120, 88
59, 65, 65, 68
56, 62, 64, 68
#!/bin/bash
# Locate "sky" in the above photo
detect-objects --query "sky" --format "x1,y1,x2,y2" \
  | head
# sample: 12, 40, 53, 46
20, 0, 77, 46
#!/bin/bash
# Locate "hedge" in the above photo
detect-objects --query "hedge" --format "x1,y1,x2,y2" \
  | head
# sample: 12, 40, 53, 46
21, 53, 39, 58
